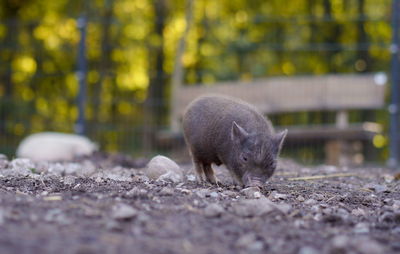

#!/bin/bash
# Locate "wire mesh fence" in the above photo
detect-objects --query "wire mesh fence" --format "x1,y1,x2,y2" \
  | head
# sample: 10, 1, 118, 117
0, 0, 396, 165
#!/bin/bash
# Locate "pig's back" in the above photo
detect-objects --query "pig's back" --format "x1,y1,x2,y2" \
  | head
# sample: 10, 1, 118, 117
182, 95, 273, 163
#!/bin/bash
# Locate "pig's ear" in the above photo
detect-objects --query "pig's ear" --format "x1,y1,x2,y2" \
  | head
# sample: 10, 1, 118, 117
274, 129, 288, 154
231, 121, 249, 143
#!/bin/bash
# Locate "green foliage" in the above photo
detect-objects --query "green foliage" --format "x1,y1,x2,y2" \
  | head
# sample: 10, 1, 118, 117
0, 0, 393, 162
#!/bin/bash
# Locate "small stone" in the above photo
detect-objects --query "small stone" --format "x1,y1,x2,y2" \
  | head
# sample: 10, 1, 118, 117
241, 187, 262, 199
353, 222, 370, 234
393, 200, 400, 210
204, 203, 224, 218
363, 183, 388, 193
158, 171, 182, 183
379, 211, 400, 223
145, 155, 183, 183
298, 246, 319, 254
223, 190, 238, 198
392, 226, 400, 234
8, 158, 35, 176
330, 235, 349, 250
296, 195, 305, 202
209, 192, 219, 198
112, 203, 138, 220
0, 154, 8, 169
195, 189, 209, 198
44, 209, 71, 225
159, 187, 174, 196
351, 208, 366, 217
180, 189, 191, 195
275, 203, 292, 214
124, 187, 148, 198
105, 220, 122, 231
354, 237, 385, 254
187, 174, 196, 182
63, 175, 76, 185
304, 199, 317, 205
0, 209, 4, 225
268, 191, 288, 200
236, 233, 257, 248
383, 174, 394, 183
231, 197, 277, 217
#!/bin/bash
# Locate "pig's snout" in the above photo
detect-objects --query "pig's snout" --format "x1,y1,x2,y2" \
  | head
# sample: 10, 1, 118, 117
242, 173, 264, 188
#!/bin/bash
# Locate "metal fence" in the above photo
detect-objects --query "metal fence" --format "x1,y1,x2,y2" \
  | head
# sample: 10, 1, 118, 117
0, 0, 399, 165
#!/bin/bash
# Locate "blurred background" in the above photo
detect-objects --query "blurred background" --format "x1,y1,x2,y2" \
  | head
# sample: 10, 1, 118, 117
0, 0, 399, 166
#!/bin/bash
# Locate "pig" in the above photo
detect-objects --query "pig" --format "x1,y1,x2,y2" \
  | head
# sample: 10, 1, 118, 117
16, 132, 98, 162
182, 95, 287, 187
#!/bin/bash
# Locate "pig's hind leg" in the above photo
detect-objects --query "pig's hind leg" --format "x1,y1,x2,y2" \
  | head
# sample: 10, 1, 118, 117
193, 160, 206, 183
203, 163, 219, 185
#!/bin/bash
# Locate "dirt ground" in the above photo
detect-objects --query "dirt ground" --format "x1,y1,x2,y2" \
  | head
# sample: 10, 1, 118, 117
0, 153, 399, 254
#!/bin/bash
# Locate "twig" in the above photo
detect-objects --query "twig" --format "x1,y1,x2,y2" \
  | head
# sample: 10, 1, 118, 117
288, 173, 356, 181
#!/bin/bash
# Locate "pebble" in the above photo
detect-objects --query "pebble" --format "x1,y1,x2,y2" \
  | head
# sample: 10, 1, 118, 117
298, 246, 319, 254
0, 209, 4, 225
393, 200, 400, 210
363, 183, 388, 193
124, 187, 148, 198
7, 158, 35, 176
195, 189, 209, 199
0, 154, 8, 169
296, 195, 305, 202
353, 222, 370, 234
44, 209, 71, 225
186, 174, 196, 182
311, 193, 324, 201
203, 203, 224, 218
231, 197, 279, 217
223, 190, 238, 198
63, 175, 77, 185
112, 203, 138, 220
304, 199, 317, 205
159, 187, 174, 196
235, 233, 260, 250
354, 237, 385, 254
330, 235, 348, 250
209, 192, 219, 198
241, 187, 262, 199
351, 207, 366, 217
145, 155, 183, 183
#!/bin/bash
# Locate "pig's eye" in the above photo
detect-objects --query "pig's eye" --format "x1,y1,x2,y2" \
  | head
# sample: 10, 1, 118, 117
241, 155, 248, 162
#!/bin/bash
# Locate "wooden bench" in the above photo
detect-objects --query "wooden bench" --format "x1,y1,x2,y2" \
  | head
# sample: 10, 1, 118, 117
165, 73, 387, 166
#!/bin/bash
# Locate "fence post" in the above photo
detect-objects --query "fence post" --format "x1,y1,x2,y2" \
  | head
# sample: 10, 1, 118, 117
389, 0, 400, 168
75, 15, 87, 135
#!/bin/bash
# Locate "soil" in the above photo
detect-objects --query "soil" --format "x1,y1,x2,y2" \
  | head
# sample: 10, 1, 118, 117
0, 153, 399, 254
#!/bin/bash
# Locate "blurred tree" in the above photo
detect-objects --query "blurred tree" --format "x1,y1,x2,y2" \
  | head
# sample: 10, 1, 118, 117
0, 0, 393, 161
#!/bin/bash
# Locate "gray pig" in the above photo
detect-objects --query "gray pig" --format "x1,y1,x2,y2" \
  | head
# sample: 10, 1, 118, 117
182, 95, 287, 187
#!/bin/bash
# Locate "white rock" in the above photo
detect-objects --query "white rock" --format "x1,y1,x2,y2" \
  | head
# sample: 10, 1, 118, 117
0, 209, 4, 225
0, 154, 8, 169
353, 223, 370, 234
63, 175, 77, 185
209, 192, 219, 198
298, 246, 319, 254
112, 203, 138, 220
204, 203, 224, 217
145, 155, 183, 182
304, 199, 317, 205
351, 208, 366, 217
268, 191, 288, 200
241, 187, 262, 199
5, 158, 35, 176
16, 132, 98, 162
231, 197, 278, 217
159, 187, 174, 196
